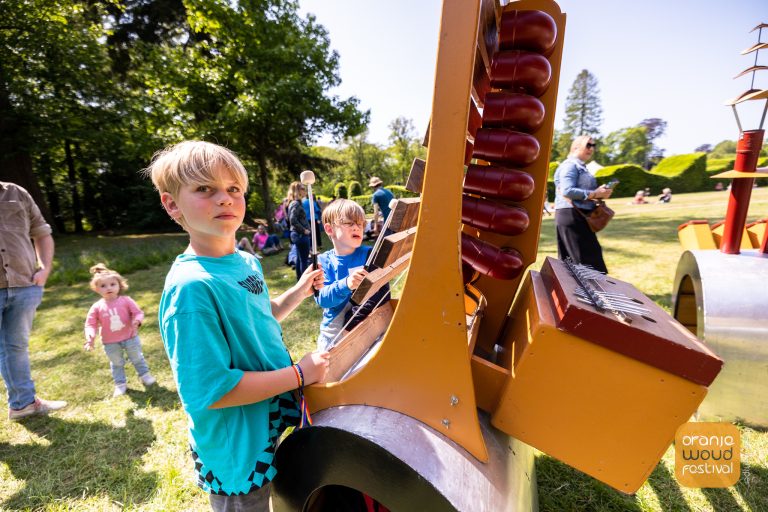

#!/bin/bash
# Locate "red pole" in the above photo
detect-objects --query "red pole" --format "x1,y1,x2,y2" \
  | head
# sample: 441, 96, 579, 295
720, 129, 764, 254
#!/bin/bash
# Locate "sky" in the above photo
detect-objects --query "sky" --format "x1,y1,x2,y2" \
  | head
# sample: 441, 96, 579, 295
298, 0, 766, 156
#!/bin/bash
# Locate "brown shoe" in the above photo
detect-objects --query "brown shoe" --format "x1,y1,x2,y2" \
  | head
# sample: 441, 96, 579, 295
8, 397, 68, 420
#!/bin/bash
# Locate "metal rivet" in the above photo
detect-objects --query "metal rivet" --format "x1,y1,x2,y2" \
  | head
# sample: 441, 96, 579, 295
450, 395, 459, 406
442, 418, 451, 428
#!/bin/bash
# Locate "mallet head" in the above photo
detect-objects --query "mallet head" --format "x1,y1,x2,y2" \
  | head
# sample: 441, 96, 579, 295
300, 170, 316, 185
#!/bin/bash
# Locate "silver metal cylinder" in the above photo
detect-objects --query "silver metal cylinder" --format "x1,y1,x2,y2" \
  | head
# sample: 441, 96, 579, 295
672, 250, 768, 427
271, 405, 537, 511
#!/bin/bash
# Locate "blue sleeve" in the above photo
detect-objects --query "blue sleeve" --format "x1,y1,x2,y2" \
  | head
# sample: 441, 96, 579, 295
315, 253, 352, 308
558, 161, 591, 201
162, 310, 244, 413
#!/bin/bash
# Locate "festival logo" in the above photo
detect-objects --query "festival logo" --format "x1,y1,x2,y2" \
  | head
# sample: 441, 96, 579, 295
675, 422, 740, 488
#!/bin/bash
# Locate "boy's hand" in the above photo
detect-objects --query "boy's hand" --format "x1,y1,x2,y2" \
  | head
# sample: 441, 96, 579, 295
346, 268, 368, 290
297, 266, 324, 297
83, 339, 94, 351
297, 351, 330, 385
131, 319, 141, 329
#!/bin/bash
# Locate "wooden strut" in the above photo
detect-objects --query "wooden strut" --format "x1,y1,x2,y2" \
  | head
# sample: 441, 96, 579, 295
306, 0, 490, 461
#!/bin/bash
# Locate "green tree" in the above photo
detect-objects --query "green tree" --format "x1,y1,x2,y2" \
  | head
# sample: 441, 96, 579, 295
388, 117, 419, 185
562, 69, 603, 138
550, 129, 573, 163
170, 0, 368, 219
710, 140, 737, 158
639, 117, 668, 165
600, 126, 652, 167
340, 131, 390, 185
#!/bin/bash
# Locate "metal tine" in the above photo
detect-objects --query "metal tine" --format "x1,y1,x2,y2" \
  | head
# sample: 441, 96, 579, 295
574, 290, 650, 314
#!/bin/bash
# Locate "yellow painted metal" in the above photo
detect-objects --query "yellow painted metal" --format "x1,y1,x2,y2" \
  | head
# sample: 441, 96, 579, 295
711, 222, 752, 250
490, 271, 708, 494
472, 0, 567, 350
711, 169, 768, 178
677, 223, 717, 250
305, 0, 489, 462
747, 220, 767, 248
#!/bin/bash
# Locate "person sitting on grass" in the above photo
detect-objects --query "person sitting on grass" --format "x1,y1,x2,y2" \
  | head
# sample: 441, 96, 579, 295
252, 224, 283, 256
84, 263, 156, 397
630, 190, 648, 205
236, 237, 258, 256
315, 199, 390, 351
144, 140, 329, 511
657, 187, 672, 203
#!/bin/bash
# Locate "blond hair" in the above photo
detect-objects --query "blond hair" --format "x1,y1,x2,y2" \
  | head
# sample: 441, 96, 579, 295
569, 135, 594, 155
89, 263, 128, 293
322, 198, 365, 226
286, 181, 305, 202
143, 141, 248, 198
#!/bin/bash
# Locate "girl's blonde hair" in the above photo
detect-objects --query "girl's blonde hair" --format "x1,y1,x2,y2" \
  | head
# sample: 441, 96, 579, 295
286, 181, 306, 202
322, 199, 365, 226
89, 263, 128, 293
143, 140, 248, 198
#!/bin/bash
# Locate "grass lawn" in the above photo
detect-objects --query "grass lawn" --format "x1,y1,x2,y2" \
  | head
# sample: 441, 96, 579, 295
1, 189, 766, 511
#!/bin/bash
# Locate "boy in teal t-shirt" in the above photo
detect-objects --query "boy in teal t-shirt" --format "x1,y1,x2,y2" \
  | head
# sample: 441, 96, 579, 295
146, 141, 329, 510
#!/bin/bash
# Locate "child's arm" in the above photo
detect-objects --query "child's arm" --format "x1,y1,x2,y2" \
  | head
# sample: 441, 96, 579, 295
271, 266, 324, 322
316, 268, 368, 308
84, 303, 99, 351
125, 296, 144, 328
210, 351, 330, 409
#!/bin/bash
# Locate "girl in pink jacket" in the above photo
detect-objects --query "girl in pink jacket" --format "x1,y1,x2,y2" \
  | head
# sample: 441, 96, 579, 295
84, 264, 155, 397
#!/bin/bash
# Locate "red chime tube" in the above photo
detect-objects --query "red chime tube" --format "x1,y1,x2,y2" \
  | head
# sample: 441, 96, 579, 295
499, 10, 557, 55
467, 99, 482, 139
482, 92, 546, 132
473, 128, 540, 167
463, 164, 535, 201
462, 195, 529, 236
490, 51, 551, 97
461, 233, 524, 280
721, 129, 764, 254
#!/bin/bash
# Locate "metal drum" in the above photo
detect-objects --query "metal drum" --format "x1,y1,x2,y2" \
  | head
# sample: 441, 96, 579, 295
672, 250, 768, 427
271, 405, 537, 512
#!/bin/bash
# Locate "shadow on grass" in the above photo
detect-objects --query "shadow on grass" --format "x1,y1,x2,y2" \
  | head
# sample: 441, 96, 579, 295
535, 455, 641, 512
734, 462, 768, 512
701, 487, 743, 512
0, 412, 157, 510
127, 383, 180, 412
646, 461, 692, 512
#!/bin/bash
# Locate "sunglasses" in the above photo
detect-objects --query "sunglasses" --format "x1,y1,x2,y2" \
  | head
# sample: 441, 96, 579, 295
586, 142, 597, 149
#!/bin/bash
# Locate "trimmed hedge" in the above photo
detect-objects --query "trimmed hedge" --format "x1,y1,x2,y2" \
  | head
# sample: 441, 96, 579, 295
546, 153, 768, 200
649, 153, 708, 193
348, 180, 363, 197
594, 164, 661, 198
334, 182, 348, 199
351, 194, 373, 214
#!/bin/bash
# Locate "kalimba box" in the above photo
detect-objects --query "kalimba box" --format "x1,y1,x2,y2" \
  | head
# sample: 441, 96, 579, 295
488, 257, 723, 493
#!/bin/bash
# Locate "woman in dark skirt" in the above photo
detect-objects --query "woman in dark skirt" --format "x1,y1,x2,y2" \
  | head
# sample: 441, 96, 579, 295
553, 135, 614, 273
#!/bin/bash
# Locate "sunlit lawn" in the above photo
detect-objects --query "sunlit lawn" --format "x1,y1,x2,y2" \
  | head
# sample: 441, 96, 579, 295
0, 190, 766, 511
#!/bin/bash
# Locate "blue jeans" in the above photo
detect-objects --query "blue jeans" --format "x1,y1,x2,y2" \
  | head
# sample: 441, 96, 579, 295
263, 234, 280, 250
0, 286, 43, 410
290, 232, 311, 281
103, 336, 150, 385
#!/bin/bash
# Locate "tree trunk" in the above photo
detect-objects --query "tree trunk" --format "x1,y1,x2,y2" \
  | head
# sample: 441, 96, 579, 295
64, 139, 83, 232
38, 153, 66, 233
74, 142, 101, 230
0, 61, 54, 226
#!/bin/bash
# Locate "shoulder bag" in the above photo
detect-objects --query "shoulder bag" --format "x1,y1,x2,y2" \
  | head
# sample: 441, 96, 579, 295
576, 199, 614, 233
